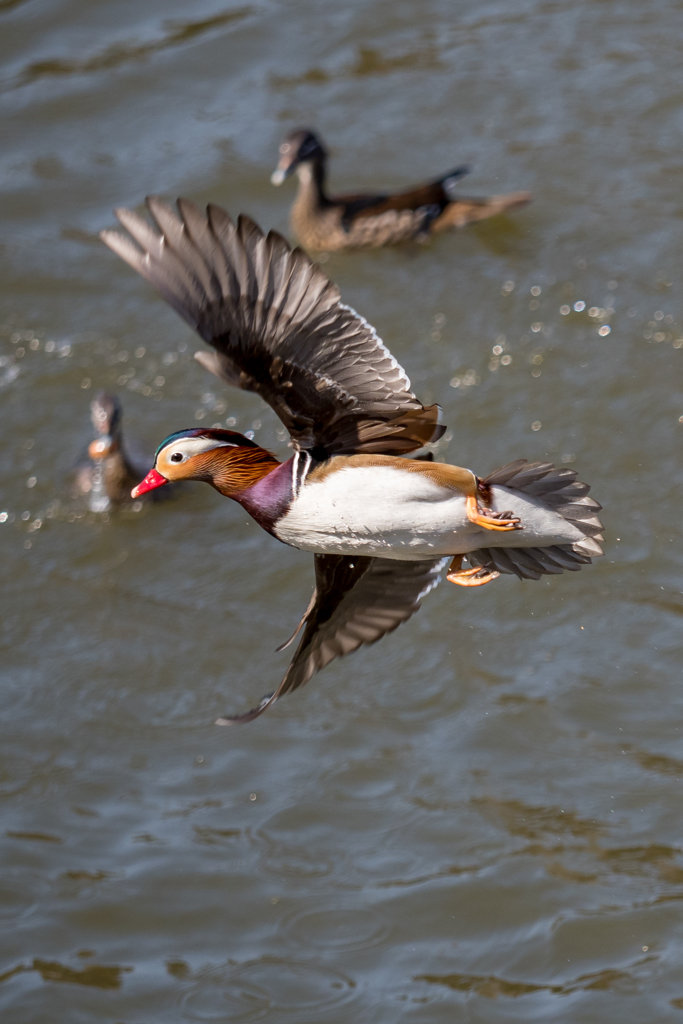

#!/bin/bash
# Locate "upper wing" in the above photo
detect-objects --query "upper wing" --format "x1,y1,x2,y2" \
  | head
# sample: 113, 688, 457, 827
101, 198, 444, 457
216, 554, 446, 724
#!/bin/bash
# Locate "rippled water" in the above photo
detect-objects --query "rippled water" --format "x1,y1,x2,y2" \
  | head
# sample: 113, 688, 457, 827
2, 0, 683, 1020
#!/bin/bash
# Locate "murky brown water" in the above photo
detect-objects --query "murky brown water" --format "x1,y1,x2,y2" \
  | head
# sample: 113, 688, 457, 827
2, 0, 683, 1020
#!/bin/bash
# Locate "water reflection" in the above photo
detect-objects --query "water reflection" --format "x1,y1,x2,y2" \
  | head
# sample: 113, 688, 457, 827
0, 958, 131, 990
416, 962, 646, 998
181, 959, 356, 1021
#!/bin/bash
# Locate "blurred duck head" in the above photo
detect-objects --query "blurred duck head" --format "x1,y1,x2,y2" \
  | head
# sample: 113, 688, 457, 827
271, 129, 327, 185
88, 392, 123, 460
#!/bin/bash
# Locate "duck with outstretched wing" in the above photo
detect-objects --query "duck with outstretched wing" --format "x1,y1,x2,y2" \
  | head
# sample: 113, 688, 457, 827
101, 199, 603, 723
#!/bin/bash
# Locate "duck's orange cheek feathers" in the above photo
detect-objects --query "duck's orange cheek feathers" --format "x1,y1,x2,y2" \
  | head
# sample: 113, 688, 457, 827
131, 468, 169, 499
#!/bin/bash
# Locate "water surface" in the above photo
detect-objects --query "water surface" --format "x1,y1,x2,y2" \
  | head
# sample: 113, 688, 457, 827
2, 0, 683, 1020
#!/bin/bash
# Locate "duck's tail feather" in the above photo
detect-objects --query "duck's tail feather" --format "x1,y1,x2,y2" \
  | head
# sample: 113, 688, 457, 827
433, 191, 531, 231
436, 165, 470, 192
467, 460, 604, 580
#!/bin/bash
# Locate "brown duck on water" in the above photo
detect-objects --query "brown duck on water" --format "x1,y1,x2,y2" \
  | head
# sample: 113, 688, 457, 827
271, 129, 531, 251
74, 392, 148, 510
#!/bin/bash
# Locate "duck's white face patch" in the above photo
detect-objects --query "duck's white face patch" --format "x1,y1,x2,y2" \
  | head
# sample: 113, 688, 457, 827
159, 436, 237, 468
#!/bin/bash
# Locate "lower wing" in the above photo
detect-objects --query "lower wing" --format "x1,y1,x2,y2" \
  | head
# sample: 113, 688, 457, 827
216, 553, 446, 724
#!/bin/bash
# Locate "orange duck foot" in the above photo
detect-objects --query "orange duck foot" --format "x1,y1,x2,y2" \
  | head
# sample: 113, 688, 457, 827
466, 493, 522, 532
447, 556, 500, 587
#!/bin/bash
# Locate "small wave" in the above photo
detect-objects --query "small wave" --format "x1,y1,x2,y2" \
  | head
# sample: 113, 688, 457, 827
5, 7, 252, 92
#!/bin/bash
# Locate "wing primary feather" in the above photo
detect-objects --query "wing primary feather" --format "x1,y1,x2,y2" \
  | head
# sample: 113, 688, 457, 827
275, 589, 317, 652
146, 196, 221, 303
213, 555, 445, 724
101, 198, 446, 457
215, 691, 279, 726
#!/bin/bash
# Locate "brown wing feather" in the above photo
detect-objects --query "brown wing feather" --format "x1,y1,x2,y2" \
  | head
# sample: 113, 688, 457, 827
216, 554, 446, 724
335, 166, 470, 224
101, 198, 444, 457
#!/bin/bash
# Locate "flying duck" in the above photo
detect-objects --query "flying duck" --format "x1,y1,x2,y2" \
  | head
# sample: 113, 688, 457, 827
101, 198, 603, 723
74, 392, 148, 511
270, 129, 531, 251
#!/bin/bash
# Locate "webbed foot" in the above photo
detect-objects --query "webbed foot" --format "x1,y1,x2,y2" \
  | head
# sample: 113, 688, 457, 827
447, 556, 500, 587
466, 493, 521, 532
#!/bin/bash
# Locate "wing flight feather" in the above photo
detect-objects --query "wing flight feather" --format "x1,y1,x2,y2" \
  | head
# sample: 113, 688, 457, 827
101, 198, 445, 456
216, 554, 446, 724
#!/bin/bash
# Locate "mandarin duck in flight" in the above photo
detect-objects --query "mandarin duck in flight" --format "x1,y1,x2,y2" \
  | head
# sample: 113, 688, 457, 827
270, 129, 531, 251
101, 198, 603, 723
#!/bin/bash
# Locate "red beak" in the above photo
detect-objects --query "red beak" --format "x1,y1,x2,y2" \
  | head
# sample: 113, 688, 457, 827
131, 468, 169, 499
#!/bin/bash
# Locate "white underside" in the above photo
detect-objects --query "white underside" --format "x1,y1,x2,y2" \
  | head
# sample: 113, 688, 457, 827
274, 465, 585, 560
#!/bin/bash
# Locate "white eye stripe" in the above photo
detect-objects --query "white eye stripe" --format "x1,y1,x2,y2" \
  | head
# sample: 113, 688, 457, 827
164, 437, 237, 461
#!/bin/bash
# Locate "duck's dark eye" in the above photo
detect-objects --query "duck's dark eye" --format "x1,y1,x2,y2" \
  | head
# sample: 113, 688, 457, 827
170, 452, 183, 463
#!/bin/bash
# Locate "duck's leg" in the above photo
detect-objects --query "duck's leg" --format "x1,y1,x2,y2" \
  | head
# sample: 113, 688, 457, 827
412, 461, 522, 531
465, 486, 522, 532
447, 554, 500, 587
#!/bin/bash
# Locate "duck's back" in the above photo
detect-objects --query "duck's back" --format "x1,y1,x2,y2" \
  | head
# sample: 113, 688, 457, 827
290, 164, 528, 250
290, 174, 428, 250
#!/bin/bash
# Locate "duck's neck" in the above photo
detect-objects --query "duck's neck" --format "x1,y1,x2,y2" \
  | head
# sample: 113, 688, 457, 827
90, 436, 140, 508
229, 457, 298, 536
103, 447, 140, 498
295, 158, 329, 211
211, 446, 281, 498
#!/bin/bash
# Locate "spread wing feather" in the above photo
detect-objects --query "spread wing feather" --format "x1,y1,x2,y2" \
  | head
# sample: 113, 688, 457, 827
216, 554, 446, 724
101, 198, 444, 457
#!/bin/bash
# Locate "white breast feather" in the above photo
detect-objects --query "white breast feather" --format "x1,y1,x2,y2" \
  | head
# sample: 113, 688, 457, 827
274, 466, 586, 560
